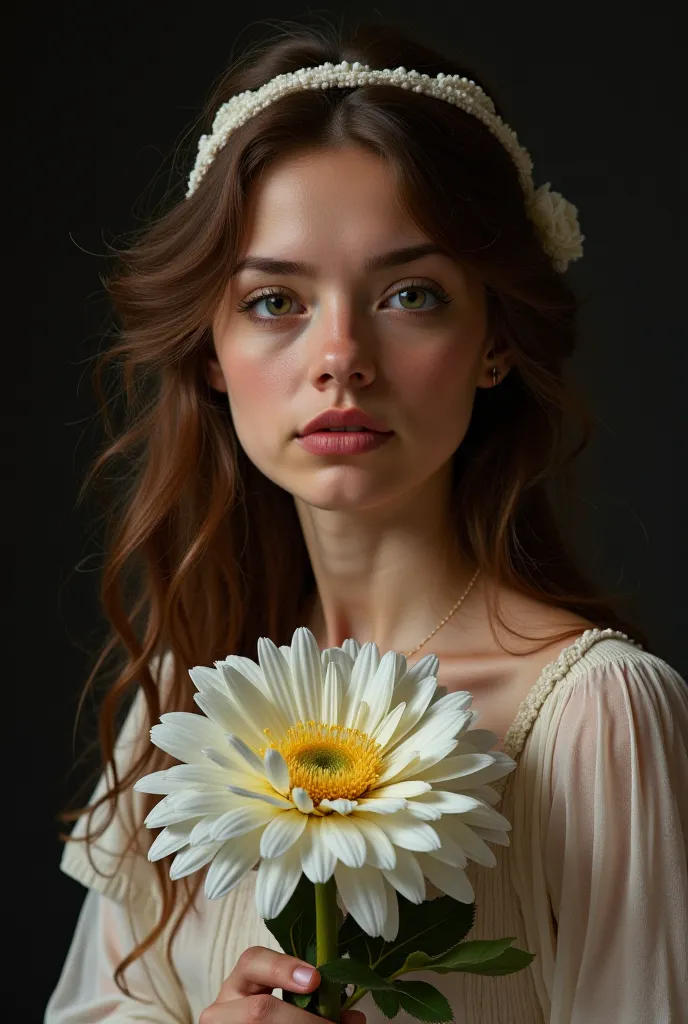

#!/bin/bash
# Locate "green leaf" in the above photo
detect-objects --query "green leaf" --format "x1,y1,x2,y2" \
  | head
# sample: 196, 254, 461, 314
394, 981, 454, 1023
373, 896, 476, 977
372, 989, 401, 1019
397, 938, 534, 978
338, 909, 385, 967
452, 946, 535, 977
318, 958, 392, 991
263, 875, 316, 961
305, 936, 318, 967
400, 937, 515, 975
283, 990, 314, 1010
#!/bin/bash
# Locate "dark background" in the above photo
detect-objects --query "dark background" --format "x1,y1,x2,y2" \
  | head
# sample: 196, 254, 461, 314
18, 1, 684, 1020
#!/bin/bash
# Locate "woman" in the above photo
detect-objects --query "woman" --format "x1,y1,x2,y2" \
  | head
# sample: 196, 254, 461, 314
46, 18, 688, 1024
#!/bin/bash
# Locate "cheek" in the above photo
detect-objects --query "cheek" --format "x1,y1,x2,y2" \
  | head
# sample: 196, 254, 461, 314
390, 341, 476, 427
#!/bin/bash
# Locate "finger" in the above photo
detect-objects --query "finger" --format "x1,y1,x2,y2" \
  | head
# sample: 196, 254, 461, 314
341, 1012, 367, 1024
217, 946, 321, 1002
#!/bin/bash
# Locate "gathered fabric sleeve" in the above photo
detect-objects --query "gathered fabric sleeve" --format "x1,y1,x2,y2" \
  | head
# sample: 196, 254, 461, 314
511, 643, 688, 1024
46, 652, 192, 1023
44, 888, 190, 1024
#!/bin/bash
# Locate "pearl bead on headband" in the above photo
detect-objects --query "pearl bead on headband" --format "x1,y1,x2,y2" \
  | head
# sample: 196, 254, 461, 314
186, 60, 584, 273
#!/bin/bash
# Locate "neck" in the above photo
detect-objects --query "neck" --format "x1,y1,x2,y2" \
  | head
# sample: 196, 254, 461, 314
293, 463, 480, 655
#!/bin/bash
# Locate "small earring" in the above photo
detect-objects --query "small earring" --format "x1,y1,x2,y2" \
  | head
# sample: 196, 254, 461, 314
491, 365, 501, 387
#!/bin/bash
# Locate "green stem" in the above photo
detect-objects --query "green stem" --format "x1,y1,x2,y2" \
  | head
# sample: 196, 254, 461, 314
315, 878, 341, 1022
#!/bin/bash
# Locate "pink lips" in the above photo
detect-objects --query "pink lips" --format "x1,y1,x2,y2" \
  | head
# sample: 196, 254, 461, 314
296, 430, 394, 455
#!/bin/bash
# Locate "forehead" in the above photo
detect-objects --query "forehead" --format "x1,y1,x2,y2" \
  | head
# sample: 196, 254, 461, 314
238, 146, 426, 264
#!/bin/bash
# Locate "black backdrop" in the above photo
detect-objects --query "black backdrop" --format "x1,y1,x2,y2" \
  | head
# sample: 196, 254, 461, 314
18, 2, 685, 1020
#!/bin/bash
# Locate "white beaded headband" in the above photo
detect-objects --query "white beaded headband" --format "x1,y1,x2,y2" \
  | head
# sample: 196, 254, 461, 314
186, 60, 584, 273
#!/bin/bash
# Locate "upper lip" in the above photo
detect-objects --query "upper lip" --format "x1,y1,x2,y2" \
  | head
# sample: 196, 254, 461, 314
297, 407, 392, 436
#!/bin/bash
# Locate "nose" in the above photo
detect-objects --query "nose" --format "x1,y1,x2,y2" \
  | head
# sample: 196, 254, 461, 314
306, 305, 376, 392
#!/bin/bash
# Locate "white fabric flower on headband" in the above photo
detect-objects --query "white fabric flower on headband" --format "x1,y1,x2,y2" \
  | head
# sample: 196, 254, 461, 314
528, 183, 585, 273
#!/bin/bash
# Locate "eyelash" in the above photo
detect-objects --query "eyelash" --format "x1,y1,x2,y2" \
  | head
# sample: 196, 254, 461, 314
235, 279, 453, 322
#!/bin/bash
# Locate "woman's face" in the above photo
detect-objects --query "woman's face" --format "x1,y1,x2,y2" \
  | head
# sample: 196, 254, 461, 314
209, 145, 496, 512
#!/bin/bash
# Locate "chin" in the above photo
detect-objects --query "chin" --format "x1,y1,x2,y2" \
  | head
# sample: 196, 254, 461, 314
288, 464, 415, 513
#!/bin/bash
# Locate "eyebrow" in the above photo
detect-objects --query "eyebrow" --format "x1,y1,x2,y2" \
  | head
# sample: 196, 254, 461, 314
230, 242, 450, 278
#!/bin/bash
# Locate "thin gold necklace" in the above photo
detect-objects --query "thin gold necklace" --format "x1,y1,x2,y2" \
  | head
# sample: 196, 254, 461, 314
403, 567, 481, 658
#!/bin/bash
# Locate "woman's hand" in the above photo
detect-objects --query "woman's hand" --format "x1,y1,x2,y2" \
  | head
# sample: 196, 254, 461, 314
199, 945, 366, 1024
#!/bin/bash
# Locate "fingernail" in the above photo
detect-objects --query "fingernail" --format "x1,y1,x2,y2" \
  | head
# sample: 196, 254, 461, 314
292, 965, 315, 986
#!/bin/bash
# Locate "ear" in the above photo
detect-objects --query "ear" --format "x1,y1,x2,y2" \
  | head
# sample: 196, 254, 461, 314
476, 339, 513, 390
206, 356, 228, 393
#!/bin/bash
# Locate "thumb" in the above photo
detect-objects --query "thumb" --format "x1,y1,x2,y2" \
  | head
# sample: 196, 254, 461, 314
341, 1012, 367, 1024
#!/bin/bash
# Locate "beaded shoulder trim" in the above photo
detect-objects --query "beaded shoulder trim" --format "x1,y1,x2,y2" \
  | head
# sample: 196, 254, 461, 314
501, 627, 640, 764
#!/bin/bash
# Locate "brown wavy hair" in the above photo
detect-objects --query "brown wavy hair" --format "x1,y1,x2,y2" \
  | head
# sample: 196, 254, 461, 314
58, 15, 648, 1000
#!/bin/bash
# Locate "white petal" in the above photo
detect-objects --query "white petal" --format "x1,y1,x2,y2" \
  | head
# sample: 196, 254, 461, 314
471, 825, 511, 847
375, 746, 420, 786
300, 819, 336, 883
211, 803, 278, 842
341, 638, 361, 661
342, 642, 380, 728
152, 714, 226, 764
388, 694, 473, 767
371, 702, 407, 750
218, 656, 271, 699
134, 770, 187, 795
436, 819, 496, 867
466, 784, 502, 806
415, 752, 498, 784
279, 645, 292, 670
162, 762, 238, 787
381, 847, 425, 903
147, 818, 203, 861
459, 753, 517, 787
411, 791, 487, 815
260, 809, 308, 858
354, 797, 407, 815
193, 689, 249, 739
371, 781, 432, 799
426, 826, 469, 868
322, 646, 355, 684
380, 877, 400, 942
256, 842, 304, 919
292, 787, 314, 814
227, 785, 294, 809
393, 655, 438, 701
384, 678, 437, 748
459, 729, 500, 753
353, 816, 397, 870
365, 812, 441, 852
403, 801, 442, 821
226, 735, 264, 775
290, 627, 322, 722
416, 853, 474, 903
322, 661, 344, 726
319, 798, 357, 815
190, 816, 227, 845
204, 831, 262, 900
352, 700, 370, 733
393, 742, 458, 783
461, 803, 512, 831
320, 814, 366, 868
170, 839, 225, 880
361, 651, 397, 734
257, 638, 298, 725
201, 747, 238, 771
219, 670, 288, 745
189, 665, 229, 696
144, 791, 231, 828
335, 862, 387, 937
263, 748, 291, 796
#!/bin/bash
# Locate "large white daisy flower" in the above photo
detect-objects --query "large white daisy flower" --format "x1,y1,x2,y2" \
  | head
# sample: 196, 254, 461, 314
135, 628, 516, 940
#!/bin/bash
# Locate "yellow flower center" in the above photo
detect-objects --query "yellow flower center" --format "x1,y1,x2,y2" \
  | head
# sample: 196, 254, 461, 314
261, 720, 383, 807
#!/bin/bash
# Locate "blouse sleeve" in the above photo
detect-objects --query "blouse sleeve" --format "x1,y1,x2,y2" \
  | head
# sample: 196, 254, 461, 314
44, 889, 190, 1024
46, 652, 192, 1023
538, 650, 688, 1023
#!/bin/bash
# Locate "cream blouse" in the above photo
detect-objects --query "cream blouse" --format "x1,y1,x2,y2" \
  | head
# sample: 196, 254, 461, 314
45, 629, 688, 1024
